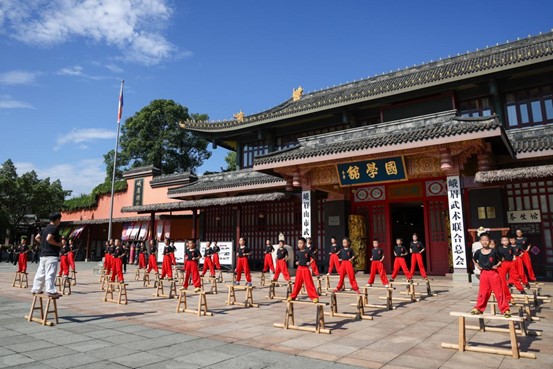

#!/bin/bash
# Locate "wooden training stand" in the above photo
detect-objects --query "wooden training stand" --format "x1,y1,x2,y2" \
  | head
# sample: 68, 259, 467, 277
176, 289, 213, 316
25, 293, 60, 326
143, 272, 153, 287
103, 282, 128, 305
389, 281, 420, 302
70, 271, 77, 286
327, 292, 373, 320
273, 300, 331, 334
153, 279, 178, 299
267, 281, 292, 300
364, 285, 396, 310
226, 285, 258, 308
55, 276, 72, 295
201, 276, 218, 294
441, 312, 536, 359
134, 268, 143, 281
12, 272, 29, 288
215, 270, 223, 283
260, 272, 266, 286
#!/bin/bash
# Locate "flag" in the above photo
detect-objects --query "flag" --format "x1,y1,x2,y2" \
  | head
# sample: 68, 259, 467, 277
117, 80, 124, 123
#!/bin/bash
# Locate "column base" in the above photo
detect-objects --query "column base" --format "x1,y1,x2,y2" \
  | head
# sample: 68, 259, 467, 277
451, 268, 471, 283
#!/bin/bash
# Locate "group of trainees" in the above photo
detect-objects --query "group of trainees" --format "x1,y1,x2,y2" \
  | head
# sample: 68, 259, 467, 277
15, 236, 77, 277
471, 229, 537, 318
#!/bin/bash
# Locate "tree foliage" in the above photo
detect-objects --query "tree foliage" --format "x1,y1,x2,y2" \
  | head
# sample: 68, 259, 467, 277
104, 99, 211, 180
0, 159, 71, 242
223, 151, 236, 171
62, 180, 128, 211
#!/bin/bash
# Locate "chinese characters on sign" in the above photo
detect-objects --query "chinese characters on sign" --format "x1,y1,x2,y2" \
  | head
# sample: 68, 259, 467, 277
302, 191, 312, 237
447, 176, 467, 269
507, 210, 541, 224
133, 179, 144, 206
337, 157, 407, 186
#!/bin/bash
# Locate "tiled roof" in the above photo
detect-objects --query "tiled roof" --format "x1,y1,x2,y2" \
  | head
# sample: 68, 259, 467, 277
149, 172, 196, 188
475, 164, 553, 183
507, 125, 553, 155
122, 165, 161, 178
181, 32, 553, 132
167, 168, 286, 196
254, 111, 504, 166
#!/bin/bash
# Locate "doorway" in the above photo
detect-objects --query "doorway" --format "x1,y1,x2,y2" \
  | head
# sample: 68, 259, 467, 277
390, 202, 426, 270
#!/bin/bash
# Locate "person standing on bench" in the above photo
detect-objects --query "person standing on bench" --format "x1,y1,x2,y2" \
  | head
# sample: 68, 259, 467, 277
327, 236, 341, 276
137, 242, 147, 269
262, 239, 275, 274
17, 237, 29, 273
160, 240, 173, 280
212, 241, 221, 271
390, 237, 412, 283
201, 241, 216, 278
471, 232, 511, 318
68, 239, 77, 273
306, 237, 320, 277
367, 239, 389, 287
183, 240, 202, 292
272, 240, 291, 283
103, 240, 112, 274
288, 237, 319, 303
334, 237, 361, 293
168, 240, 177, 267
58, 238, 70, 278
409, 233, 428, 280
111, 239, 125, 283
234, 237, 252, 286
497, 235, 525, 305
31, 212, 62, 297
146, 239, 159, 274
516, 229, 536, 286
510, 235, 528, 287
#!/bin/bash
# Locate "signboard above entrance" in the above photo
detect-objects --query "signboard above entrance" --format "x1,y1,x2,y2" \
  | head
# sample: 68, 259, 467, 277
337, 156, 407, 187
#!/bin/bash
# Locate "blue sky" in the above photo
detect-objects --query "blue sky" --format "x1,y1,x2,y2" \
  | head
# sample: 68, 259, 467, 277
0, 0, 552, 196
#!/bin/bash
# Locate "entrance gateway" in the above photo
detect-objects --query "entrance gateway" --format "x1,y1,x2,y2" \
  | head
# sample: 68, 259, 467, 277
351, 179, 450, 275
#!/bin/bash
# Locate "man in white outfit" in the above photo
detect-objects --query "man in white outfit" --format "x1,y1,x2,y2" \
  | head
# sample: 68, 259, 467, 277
31, 212, 62, 297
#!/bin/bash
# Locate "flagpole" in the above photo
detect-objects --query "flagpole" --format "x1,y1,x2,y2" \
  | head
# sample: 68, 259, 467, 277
108, 80, 124, 241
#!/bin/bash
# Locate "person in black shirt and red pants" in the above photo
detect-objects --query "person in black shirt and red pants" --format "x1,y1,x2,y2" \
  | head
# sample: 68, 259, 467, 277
272, 240, 291, 282
367, 239, 389, 287
334, 237, 360, 293
288, 237, 319, 303
262, 239, 275, 274
235, 237, 252, 286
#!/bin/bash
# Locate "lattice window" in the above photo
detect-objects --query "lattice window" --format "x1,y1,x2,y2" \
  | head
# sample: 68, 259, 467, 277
203, 207, 234, 243
428, 200, 448, 242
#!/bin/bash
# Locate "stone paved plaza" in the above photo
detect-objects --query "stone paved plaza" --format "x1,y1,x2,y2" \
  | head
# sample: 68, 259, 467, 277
1, 262, 552, 369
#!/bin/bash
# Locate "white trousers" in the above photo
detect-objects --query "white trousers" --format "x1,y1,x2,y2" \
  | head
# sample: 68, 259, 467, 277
31, 256, 59, 294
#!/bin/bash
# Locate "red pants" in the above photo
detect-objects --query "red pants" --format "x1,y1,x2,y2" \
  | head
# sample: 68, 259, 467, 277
474, 269, 509, 313
138, 253, 147, 269
235, 257, 251, 282
263, 253, 275, 273
202, 257, 215, 277
213, 253, 221, 270
183, 260, 201, 288
336, 260, 360, 291
290, 266, 319, 300
410, 253, 427, 278
310, 260, 320, 276
501, 260, 524, 292
170, 253, 176, 266
17, 253, 27, 273
368, 260, 389, 285
59, 255, 69, 276
521, 252, 536, 282
147, 254, 159, 273
104, 253, 112, 273
498, 261, 513, 301
68, 251, 76, 271
273, 259, 291, 281
328, 253, 341, 274
161, 255, 173, 279
391, 257, 412, 280
111, 258, 124, 282
515, 257, 528, 284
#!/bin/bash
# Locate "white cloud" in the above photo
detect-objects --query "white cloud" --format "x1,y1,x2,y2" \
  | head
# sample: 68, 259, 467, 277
0, 94, 34, 109
0, 0, 182, 65
0, 70, 40, 85
56, 65, 108, 80
105, 64, 124, 73
14, 159, 106, 197
54, 128, 116, 151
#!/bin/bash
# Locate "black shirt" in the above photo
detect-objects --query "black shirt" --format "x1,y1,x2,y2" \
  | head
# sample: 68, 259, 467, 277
513, 244, 525, 257
212, 245, 220, 253
264, 245, 274, 254
515, 237, 529, 250
237, 246, 250, 258
330, 243, 341, 254
473, 248, 500, 271
276, 248, 288, 260
497, 246, 515, 262
163, 245, 171, 255
339, 248, 355, 261
372, 248, 384, 261
307, 245, 317, 256
186, 248, 201, 262
204, 247, 214, 258
108, 245, 115, 255
113, 246, 125, 258
150, 245, 157, 254
40, 224, 61, 257
394, 245, 408, 258
410, 241, 424, 253
295, 249, 312, 266
60, 244, 70, 256
18, 244, 29, 254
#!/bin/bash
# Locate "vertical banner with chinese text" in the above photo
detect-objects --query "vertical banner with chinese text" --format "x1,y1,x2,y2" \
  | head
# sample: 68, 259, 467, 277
447, 176, 467, 270
302, 191, 312, 237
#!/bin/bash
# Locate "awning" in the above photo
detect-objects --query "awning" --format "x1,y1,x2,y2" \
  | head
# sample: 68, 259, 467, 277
475, 164, 553, 183
121, 192, 288, 214
61, 215, 161, 225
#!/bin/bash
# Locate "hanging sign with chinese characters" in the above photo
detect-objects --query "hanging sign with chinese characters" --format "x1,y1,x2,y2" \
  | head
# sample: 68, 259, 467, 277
301, 191, 312, 237
507, 210, 541, 224
336, 156, 407, 187
447, 176, 467, 269
133, 178, 144, 206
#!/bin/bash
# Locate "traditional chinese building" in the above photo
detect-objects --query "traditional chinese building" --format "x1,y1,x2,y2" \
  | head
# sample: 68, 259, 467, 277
116, 32, 553, 280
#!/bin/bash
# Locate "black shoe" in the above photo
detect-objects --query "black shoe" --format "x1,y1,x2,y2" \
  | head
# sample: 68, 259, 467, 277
520, 290, 527, 295
525, 284, 531, 289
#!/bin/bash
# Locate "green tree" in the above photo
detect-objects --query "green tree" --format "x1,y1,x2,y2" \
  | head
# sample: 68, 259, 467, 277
0, 159, 70, 242
104, 99, 211, 180
223, 151, 236, 171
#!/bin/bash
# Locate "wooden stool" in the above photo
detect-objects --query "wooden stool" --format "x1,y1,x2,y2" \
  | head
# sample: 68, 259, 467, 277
327, 292, 373, 320
325, 274, 331, 291
134, 268, 142, 281
153, 273, 161, 288
176, 268, 185, 284
364, 285, 396, 310
390, 281, 420, 302
12, 272, 29, 288
202, 277, 218, 294
143, 272, 152, 287
226, 285, 258, 308
154, 279, 178, 299
315, 276, 323, 295
99, 273, 110, 290
216, 270, 223, 283
176, 289, 213, 316
260, 273, 266, 286
70, 271, 77, 286
25, 293, 60, 326
267, 281, 292, 300
56, 276, 72, 295
441, 312, 536, 359
104, 282, 128, 304
99, 268, 107, 282
273, 300, 331, 334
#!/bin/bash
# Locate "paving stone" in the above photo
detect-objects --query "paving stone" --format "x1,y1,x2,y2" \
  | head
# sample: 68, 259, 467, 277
42, 352, 103, 369
108, 351, 167, 368
0, 353, 35, 368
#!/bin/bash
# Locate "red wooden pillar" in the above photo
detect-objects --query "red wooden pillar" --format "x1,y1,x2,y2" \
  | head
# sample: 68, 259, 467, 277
85, 227, 91, 262
149, 212, 155, 240
192, 209, 197, 241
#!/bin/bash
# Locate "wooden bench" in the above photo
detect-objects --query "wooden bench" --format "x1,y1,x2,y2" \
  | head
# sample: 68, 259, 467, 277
134, 268, 143, 281
176, 268, 185, 284
99, 273, 110, 290
153, 279, 178, 299
327, 292, 373, 320
273, 300, 331, 334
70, 271, 77, 286
466, 301, 541, 336
390, 281, 420, 302
142, 272, 153, 287
104, 282, 128, 305
215, 270, 223, 283
176, 289, 213, 316
441, 312, 536, 359
267, 280, 292, 300
226, 285, 258, 308
260, 272, 267, 286
201, 276, 218, 294
12, 272, 29, 288
487, 293, 541, 322
25, 293, 60, 326
364, 285, 396, 310
99, 268, 107, 282
55, 276, 72, 295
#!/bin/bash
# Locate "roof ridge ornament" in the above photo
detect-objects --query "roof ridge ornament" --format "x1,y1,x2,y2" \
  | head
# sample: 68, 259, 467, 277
233, 110, 245, 123
292, 86, 303, 101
